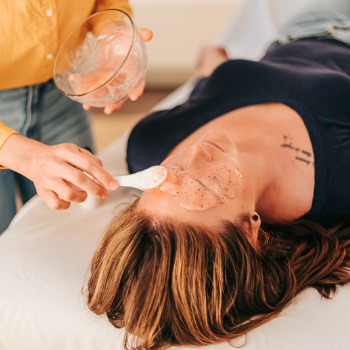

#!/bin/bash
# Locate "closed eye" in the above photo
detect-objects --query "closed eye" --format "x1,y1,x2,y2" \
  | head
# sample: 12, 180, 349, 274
194, 178, 209, 189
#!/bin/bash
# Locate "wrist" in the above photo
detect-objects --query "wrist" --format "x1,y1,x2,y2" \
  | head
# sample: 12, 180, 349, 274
0, 134, 46, 179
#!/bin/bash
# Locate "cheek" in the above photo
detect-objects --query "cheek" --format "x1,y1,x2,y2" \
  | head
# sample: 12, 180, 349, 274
151, 163, 246, 212
199, 163, 243, 200
158, 174, 221, 210
207, 167, 237, 199
174, 179, 221, 210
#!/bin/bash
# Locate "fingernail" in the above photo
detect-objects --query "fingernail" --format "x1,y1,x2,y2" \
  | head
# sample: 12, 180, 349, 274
109, 181, 118, 190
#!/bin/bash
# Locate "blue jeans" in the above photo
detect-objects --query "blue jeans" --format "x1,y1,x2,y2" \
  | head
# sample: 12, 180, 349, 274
275, 1, 350, 46
0, 79, 94, 234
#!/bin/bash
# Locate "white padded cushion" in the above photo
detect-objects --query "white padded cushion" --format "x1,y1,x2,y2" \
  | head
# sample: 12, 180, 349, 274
0, 134, 135, 350
1, 132, 350, 350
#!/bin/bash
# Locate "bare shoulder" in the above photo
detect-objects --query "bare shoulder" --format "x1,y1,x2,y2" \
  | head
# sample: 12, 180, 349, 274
251, 104, 315, 223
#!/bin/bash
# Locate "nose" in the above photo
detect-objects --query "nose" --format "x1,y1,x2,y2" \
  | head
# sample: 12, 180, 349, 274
184, 143, 212, 169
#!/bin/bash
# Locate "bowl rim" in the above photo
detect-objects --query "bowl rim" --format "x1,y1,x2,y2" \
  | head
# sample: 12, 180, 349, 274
53, 8, 136, 98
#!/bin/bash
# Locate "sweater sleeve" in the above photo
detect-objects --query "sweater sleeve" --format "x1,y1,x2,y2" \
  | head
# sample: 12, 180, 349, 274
0, 121, 19, 169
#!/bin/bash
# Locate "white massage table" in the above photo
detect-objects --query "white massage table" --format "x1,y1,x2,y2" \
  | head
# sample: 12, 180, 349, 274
1, 0, 349, 349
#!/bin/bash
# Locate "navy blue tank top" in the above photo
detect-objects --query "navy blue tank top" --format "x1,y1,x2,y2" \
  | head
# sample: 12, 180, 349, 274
127, 38, 350, 227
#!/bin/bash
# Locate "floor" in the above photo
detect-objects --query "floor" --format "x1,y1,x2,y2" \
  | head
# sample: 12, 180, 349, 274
90, 89, 173, 152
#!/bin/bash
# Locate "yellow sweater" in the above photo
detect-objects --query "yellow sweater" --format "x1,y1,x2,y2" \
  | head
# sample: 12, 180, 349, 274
0, 0, 132, 156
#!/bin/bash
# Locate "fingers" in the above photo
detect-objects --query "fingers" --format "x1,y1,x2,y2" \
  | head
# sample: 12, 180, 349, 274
82, 27, 151, 115
104, 101, 124, 114
78, 147, 103, 167
59, 166, 109, 199
40, 189, 71, 211
104, 79, 146, 111
140, 28, 153, 42
16, 139, 118, 212
54, 178, 90, 203
129, 80, 146, 101
55, 144, 118, 191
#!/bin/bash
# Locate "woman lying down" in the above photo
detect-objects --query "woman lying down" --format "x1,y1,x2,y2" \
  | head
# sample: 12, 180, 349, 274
87, 4, 350, 350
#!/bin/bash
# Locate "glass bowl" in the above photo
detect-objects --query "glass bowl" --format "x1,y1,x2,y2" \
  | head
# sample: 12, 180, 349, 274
53, 9, 147, 107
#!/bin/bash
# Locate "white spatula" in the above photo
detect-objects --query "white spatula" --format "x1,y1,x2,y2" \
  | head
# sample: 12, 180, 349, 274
114, 166, 167, 190
80, 166, 167, 210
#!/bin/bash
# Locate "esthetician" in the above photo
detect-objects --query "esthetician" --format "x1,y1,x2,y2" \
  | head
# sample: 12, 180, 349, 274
0, 0, 152, 234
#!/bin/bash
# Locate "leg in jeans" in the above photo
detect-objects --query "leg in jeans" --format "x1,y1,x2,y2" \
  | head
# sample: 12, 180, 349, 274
35, 80, 94, 150
278, 0, 350, 45
15, 173, 37, 205
0, 169, 17, 234
0, 86, 29, 234
0, 79, 94, 234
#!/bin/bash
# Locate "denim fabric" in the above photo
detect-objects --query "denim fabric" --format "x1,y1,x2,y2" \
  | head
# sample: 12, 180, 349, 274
277, 1, 350, 45
0, 79, 94, 234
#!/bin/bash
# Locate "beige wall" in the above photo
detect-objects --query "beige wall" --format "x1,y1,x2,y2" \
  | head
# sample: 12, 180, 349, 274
131, 0, 242, 88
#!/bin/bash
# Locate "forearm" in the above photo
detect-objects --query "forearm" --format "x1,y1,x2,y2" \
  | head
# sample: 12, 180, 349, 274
0, 134, 42, 179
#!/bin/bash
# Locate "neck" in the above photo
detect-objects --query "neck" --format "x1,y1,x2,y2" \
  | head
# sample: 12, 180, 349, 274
238, 146, 279, 216
224, 103, 314, 222
220, 106, 286, 220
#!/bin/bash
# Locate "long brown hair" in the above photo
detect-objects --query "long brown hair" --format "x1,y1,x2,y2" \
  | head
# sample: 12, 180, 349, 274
86, 200, 350, 350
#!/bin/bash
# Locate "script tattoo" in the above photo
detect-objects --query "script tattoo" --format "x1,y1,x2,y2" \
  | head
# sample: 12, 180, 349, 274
280, 134, 314, 166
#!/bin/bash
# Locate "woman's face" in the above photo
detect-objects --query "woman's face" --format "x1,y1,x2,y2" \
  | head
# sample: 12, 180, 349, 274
138, 131, 259, 230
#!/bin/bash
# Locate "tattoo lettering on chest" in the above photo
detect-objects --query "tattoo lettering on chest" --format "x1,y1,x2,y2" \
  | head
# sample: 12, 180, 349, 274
280, 134, 314, 166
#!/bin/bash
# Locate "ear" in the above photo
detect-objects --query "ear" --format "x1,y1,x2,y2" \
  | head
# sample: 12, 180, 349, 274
240, 212, 261, 243
249, 212, 261, 241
